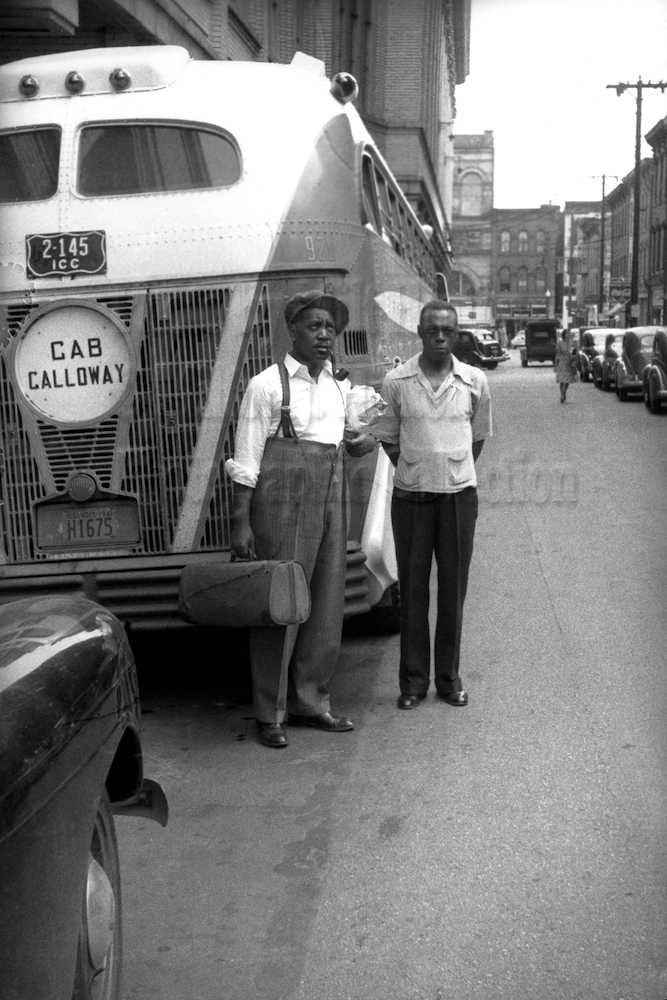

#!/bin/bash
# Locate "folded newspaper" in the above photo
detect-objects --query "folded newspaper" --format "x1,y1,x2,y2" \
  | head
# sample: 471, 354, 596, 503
345, 386, 387, 432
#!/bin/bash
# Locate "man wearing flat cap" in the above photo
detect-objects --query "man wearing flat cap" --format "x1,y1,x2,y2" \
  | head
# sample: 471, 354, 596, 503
225, 290, 376, 748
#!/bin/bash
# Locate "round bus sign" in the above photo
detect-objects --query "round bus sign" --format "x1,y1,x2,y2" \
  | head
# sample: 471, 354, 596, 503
12, 301, 136, 424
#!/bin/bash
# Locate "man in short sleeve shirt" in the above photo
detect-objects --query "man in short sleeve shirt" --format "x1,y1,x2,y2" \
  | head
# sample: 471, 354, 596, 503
374, 300, 491, 709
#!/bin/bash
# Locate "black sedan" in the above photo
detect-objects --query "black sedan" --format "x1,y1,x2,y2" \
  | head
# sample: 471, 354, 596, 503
577, 328, 611, 382
453, 328, 510, 370
0, 595, 168, 1000
642, 328, 667, 412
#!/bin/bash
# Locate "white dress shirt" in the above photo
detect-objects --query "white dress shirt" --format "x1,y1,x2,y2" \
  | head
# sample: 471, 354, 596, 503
225, 353, 350, 487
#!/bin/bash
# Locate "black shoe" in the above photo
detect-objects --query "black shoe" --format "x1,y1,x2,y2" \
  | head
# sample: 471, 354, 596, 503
439, 690, 468, 707
397, 694, 426, 710
256, 721, 288, 747
288, 712, 354, 731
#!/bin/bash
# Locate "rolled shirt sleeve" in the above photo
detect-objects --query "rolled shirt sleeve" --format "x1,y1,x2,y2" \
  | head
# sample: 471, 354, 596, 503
374, 377, 401, 445
224, 377, 273, 488
470, 369, 492, 442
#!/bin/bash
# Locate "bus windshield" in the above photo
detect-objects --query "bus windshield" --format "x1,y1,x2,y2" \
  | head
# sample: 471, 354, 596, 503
0, 127, 61, 203
77, 123, 241, 197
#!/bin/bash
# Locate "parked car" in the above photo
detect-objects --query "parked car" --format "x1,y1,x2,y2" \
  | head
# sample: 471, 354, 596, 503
591, 332, 623, 391
577, 328, 611, 382
452, 328, 510, 370
519, 319, 559, 367
510, 331, 525, 348
0, 595, 168, 1000
642, 328, 667, 412
614, 328, 655, 400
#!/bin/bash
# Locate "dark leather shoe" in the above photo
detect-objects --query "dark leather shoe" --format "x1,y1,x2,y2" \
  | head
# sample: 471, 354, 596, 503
440, 690, 468, 707
256, 721, 288, 747
288, 712, 354, 731
397, 694, 426, 709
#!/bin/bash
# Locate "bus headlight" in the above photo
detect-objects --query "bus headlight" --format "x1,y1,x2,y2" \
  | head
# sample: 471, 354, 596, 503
67, 473, 97, 503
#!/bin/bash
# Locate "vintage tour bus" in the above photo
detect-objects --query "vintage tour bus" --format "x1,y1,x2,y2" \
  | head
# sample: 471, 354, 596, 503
0, 45, 445, 631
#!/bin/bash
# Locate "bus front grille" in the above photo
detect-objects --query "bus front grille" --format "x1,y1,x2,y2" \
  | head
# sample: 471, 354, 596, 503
0, 283, 272, 563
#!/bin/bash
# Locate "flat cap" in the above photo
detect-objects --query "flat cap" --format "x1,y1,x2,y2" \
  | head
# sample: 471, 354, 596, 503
284, 289, 349, 335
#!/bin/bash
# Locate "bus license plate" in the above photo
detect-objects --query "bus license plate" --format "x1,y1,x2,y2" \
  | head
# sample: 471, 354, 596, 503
26, 230, 107, 278
36, 500, 140, 551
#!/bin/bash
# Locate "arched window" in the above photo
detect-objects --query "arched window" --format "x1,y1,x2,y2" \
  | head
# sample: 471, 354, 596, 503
498, 266, 511, 292
517, 266, 528, 291
536, 230, 545, 253
450, 270, 476, 297
518, 230, 528, 253
500, 230, 510, 253
460, 172, 483, 216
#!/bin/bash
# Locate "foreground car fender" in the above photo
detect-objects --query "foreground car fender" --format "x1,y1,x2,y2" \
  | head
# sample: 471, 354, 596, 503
0, 596, 167, 1000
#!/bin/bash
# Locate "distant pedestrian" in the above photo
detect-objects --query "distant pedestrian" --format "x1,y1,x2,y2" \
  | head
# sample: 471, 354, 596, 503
555, 329, 578, 402
374, 301, 491, 710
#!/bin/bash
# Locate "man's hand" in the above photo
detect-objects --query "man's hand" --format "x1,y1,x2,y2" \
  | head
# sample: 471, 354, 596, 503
230, 521, 256, 560
230, 483, 256, 560
343, 429, 377, 457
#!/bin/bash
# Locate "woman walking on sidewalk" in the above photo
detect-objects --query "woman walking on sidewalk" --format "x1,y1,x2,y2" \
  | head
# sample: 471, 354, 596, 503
555, 329, 578, 402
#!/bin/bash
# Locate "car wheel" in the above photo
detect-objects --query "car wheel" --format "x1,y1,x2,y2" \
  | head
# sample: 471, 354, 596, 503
71, 790, 122, 1000
649, 371, 663, 413
644, 380, 652, 407
346, 583, 401, 635
521, 359, 527, 368
618, 384, 628, 401
486, 361, 498, 370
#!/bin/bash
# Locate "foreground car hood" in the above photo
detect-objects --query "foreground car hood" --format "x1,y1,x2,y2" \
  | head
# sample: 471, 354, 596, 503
0, 596, 137, 838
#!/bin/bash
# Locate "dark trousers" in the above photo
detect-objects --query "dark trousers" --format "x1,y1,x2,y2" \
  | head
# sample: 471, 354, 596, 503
391, 487, 478, 696
248, 439, 347, 724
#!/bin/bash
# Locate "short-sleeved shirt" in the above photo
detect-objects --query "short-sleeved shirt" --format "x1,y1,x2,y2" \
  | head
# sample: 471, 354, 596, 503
375, 352, 492, 493
225, 353, 350, 488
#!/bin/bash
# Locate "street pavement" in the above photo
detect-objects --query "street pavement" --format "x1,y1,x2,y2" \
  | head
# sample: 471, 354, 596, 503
119, 352, 667, 1000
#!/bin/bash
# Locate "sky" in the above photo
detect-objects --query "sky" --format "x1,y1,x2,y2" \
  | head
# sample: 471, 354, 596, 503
454, 0, 667, 208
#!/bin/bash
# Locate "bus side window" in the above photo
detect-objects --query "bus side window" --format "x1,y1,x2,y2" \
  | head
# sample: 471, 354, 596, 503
361, 153, 381, 232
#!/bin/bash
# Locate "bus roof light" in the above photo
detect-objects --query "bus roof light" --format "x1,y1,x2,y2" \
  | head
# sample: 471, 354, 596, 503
65, 71, 85, 94
19, 75, 39, 98
330, 72, 358, 104
109, 68, 131, 92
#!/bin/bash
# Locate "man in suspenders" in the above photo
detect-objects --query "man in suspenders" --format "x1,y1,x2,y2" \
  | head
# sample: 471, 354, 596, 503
225, 291, 376, 747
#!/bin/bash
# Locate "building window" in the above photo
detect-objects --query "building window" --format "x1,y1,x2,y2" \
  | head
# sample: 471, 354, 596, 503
518, 230, 528, 253
517, 267, 528, 292
500, 230, 510, 253
498, 266, 511, 292
450, 270, 477, 297
536, 230, 545, 253
460, 172, 483, 216
535, 267, 546, 292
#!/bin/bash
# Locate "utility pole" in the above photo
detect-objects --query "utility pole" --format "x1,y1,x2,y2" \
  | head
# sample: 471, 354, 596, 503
607, 79, 667, 323
589, 174, 618, 319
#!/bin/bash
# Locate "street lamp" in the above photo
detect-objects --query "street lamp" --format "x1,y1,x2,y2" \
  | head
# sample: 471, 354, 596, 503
545, 288, 552, 319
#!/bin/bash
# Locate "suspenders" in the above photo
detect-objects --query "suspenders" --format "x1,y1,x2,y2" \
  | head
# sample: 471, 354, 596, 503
277, 362, 298, 439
